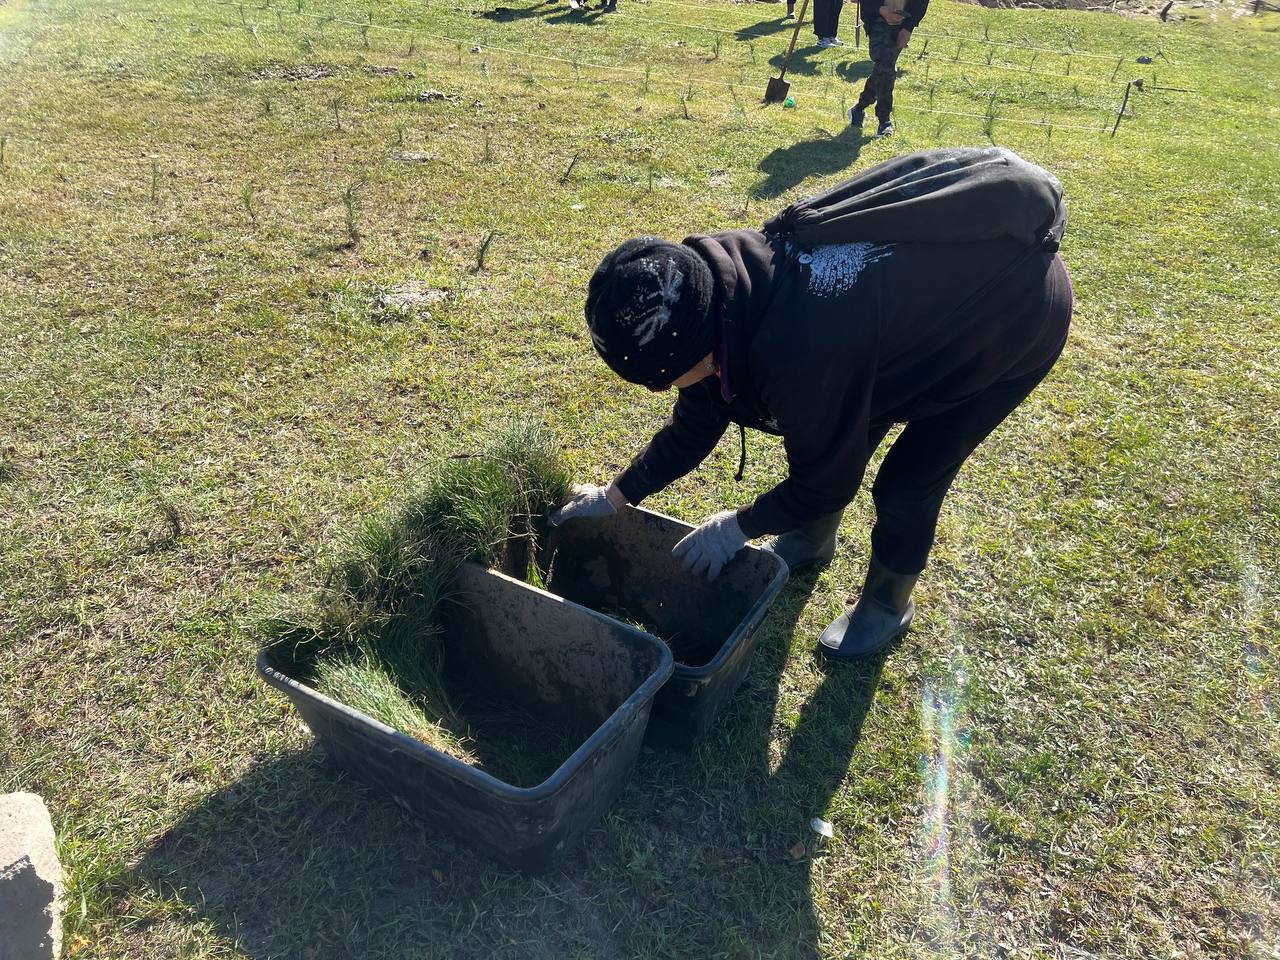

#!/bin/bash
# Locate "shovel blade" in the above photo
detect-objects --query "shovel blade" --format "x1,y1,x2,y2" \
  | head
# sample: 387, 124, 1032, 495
764, 76, 791, 104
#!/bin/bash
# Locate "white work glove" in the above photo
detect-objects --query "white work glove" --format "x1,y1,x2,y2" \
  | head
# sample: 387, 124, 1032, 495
672, 510, 748, 581
549, 483, 620, 526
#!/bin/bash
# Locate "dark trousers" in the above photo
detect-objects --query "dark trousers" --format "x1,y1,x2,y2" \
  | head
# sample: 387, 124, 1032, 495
856, 18, 905, 120
866, 255, 1074, 575
813, 0, 844, 39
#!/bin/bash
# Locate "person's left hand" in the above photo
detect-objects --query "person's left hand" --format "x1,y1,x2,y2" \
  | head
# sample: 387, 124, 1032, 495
672, 510, 748, 581
896, 27, 912, 49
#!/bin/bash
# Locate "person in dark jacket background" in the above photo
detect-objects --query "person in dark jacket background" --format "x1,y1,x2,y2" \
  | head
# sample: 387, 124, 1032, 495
551, 155, 1072, 660
850, 0, 930, 136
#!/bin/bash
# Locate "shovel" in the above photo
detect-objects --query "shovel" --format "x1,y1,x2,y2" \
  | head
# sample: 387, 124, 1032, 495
764, 0, 812, 103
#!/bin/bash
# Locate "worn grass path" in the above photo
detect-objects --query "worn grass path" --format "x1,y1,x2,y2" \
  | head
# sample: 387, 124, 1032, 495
1, 0, 1278, 956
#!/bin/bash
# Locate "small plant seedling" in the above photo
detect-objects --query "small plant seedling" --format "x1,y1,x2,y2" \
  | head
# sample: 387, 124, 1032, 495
481, 60, 490, 79
342, 182, 361, 244
330, 95, 344, 130
680, 91, 690, 120
295, 0, 304, 11
248, 24, 260, 45
647, 165, 654, 193
1028, 51, 1039, 72
712, 35, 723, 61
482, 131, 492, 163
408, 36, 416, 56
934, 117, 947, 139
953, 39, 964, 62
456, 41, 463, 64
928, 83, 936, 111
150, 161, 160, 203
474, 229, 496, 271
242, 183, 258, 225
394, 122, 406, 147
985, 47, 994, 65
0, 134, 7, 168
983, 92, 997, 141
260, 94, 272, 115
359, 24, 370, 47
1064, 56, 1072, 76
642, 64, 651, 94
276, 11, 284, 32
239, 2, 247, 25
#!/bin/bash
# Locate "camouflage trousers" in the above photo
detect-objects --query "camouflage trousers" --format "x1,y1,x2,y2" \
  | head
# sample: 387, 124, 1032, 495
855, 19, 905, 121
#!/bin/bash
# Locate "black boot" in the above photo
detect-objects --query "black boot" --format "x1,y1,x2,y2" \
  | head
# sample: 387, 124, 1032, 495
876, 116, 895, 137
763, 509, 843, 571
848, 104, 866, 128
818, 553, 917, 661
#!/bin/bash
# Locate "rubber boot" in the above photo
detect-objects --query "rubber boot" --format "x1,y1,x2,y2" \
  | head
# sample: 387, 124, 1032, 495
763, 509, 843, 571
818, 553, 917, 661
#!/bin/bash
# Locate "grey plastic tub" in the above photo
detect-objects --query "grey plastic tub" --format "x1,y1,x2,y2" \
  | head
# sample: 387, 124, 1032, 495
545, 505, 789, 748
258, 562, 673, 872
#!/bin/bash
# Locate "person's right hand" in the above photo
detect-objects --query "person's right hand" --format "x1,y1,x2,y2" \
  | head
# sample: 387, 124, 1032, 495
879, 5, 905, 23
549, 484, 621, 526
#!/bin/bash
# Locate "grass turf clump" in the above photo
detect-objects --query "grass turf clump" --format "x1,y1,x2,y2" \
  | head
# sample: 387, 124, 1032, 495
260, 419, 571, 764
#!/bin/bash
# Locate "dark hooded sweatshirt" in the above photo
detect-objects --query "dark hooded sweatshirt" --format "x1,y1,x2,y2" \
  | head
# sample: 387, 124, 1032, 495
612, 229, 1070, 539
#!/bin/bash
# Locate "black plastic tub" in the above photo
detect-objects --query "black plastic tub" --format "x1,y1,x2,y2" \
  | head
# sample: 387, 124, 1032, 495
258, 563, 673, 872
545, 505, 789, 749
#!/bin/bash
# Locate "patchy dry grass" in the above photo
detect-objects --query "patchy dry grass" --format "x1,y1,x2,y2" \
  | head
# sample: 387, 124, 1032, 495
1, 0, 1277, 956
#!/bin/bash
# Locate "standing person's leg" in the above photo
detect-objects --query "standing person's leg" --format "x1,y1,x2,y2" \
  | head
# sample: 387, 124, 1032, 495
829, 0, 845, 41
813, 0, 834, 40
873, 26, 905, 130
851, 20, 891, 124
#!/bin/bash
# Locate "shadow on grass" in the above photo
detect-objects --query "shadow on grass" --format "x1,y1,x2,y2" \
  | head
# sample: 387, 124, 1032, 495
474, 0, 609, 26
127, 573, 888, 959
735, 15, 800, 42
755, 123, 867, 199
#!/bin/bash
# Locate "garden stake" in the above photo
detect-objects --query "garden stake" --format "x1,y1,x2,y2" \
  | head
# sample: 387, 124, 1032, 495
1111, 81, 1132, 137
764, 0, 811, 103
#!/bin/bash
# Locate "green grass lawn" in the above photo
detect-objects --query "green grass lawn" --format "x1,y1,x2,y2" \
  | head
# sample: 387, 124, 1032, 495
1, 0, 1278, 954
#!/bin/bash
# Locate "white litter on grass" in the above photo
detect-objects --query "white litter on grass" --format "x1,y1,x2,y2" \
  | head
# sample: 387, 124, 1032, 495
799, 241, 893, 298
810, 818, 834, 838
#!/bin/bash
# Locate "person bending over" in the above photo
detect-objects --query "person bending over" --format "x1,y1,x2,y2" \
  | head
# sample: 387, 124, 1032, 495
552, 148, 1072, 661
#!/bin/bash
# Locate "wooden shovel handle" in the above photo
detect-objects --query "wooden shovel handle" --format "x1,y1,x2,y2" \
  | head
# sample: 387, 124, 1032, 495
776, 0, 812, 83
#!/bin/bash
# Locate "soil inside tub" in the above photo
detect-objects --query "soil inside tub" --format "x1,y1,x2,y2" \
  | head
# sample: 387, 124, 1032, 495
446, 680, 594, 787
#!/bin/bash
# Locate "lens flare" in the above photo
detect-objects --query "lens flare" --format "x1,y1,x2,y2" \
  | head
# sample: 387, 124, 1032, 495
917, 658, 970, 951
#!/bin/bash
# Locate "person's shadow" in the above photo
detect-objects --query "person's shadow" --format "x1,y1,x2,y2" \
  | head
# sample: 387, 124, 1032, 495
475, 0, 608, 27
735, 14, 799, 42
115, 571, 888, 958
755, 124, 866, 199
